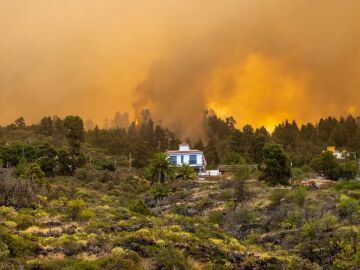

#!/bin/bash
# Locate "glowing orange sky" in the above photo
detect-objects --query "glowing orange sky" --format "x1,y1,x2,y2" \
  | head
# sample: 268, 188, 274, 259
1, 0, 360, 136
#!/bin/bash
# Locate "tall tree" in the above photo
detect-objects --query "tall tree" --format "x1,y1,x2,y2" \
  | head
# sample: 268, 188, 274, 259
259, 143, 292, 185
38, 116, 53, 136
63, 116, 85, 154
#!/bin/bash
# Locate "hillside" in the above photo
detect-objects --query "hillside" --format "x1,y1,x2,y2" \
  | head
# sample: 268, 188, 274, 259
1, 167, 359, 269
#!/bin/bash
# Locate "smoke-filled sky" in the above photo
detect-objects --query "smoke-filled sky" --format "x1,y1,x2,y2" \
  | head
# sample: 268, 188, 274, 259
1, 0, 360, 137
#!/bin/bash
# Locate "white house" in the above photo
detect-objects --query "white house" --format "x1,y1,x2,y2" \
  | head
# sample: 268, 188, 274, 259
326, 146, 354, 160
166, 143, 207, 173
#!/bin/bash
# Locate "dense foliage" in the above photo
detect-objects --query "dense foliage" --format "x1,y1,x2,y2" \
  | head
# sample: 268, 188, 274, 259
0, 112, 359, 269
259, 143, 292, 185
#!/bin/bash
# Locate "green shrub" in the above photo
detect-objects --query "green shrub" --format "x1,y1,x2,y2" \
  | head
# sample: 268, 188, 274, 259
5, 234, 39, 257
146, 246, 188, 270
221, 152, 245, 165
336, 194, 360, 223
66, 199, 86, 220
176, 164, 196, 180
233, 208, 256, 224
281, 208, 304, 229
217, 189, 232, 201
333, 239, 360, 270
208, 210, 225, 225
13, 158, 29, 177
287, 186, 307, 206
74, 168, 88, 180
16, 211, 37, 230
79, 208, 96, 221
196, 197, 213, 211
291, 167, 305, 181
62, 237, 84, 256
128, 200, 152, 216
149, 183, 170, 199
319, 213, 337, 231
0, 242, 9, 258
347, 190, 360, 199
334, 180, 360, 191
269, 189, 289, 207
94, 159, 116, 171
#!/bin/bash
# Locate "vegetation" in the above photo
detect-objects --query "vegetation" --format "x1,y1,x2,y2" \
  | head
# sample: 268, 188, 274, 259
145, 153, 175, 183
176, 164, 196, 180
232, 167, 252, 210
259, 143, 292, 185
0, 113, 359, 269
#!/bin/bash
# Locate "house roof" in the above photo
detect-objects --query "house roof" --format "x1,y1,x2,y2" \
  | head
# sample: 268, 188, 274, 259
166, 150, 203, 155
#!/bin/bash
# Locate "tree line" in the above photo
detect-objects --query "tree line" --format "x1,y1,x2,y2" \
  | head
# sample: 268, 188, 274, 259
0, 112, 359, 182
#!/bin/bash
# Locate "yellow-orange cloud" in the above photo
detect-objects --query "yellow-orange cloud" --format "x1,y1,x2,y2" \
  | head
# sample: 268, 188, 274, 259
0, 0, 360, 137
208, 53, 310, 131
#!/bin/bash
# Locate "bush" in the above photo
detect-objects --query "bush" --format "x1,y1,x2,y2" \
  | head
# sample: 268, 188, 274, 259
0, 242, 9, 258
280, 208, 304, 229
16, 210, 37, 230
4, 234, 39, 257
334, 180, 360, 191
311, 151, 344, 180
176, 164, 196, 180
13, 158, 29, 177
149, 183, 170, 199
339, 161, 358, 180
74, 168, 88, 180
319, 213, 337, 231
259, 143, 292, 185
269, 189, 290, 207
66, 199, 86, 220
333, 239, 360, 270
287, 186, 307, 206
79, 208, 96, 221
146, 246, 188, 270
94, 159, 116, 171
233, 208, 256, 224
128, 200, 152, 216
208, 210, 225, 225
222, 152, 245, 165
291, 167, 305, 181
0, 177, 36, 208
336, 194, 359, 223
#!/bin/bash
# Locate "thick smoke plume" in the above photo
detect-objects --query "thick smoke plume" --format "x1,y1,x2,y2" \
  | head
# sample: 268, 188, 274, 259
133, 0, 360, 137
1, 1, 360, 138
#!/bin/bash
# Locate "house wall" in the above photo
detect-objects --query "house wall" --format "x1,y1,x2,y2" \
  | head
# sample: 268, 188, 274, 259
197, 154, 203, 165
170, 153, 203, 166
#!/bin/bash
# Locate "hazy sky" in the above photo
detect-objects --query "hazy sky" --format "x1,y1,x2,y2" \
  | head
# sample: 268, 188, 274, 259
1, 0, 360, 137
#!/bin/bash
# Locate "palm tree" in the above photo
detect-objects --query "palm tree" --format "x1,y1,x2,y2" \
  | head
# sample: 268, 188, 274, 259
145, 153, 175, 183
176, 164, 196, 180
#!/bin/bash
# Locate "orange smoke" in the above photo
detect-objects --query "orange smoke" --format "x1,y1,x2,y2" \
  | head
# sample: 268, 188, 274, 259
0, 0, 360, 137
208, 53, 310, 131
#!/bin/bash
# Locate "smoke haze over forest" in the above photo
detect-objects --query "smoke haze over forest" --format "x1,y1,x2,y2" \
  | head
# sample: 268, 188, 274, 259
1, 0, 360, 137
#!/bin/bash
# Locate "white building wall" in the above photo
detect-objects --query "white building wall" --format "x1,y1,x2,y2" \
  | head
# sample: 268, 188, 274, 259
171, 153, 203, 166
196, 154, 202, 165
176, 155, 181, 165
179, 144, 190, 151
